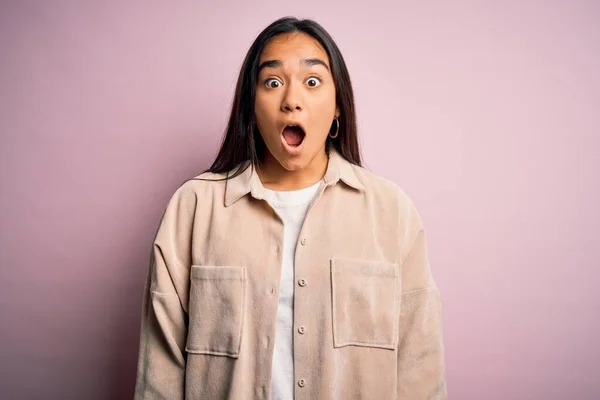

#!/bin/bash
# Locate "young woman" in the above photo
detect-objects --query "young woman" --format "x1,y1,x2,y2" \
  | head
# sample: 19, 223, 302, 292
134, 17, 447, 400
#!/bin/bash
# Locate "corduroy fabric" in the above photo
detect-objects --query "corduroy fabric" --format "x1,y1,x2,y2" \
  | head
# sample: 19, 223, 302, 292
134, 149, 447, 400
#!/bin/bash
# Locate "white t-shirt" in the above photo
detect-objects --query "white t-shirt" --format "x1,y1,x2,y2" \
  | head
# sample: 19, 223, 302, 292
263, 180, 322, 400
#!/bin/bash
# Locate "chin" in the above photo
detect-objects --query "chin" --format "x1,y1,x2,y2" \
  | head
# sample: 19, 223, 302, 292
264, 140, 324, 172
276, 154, 309, 171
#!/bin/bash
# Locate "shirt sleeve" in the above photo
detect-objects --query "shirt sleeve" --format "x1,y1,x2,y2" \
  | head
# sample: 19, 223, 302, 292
397, 228, 448, 399
134, 184, 196, 400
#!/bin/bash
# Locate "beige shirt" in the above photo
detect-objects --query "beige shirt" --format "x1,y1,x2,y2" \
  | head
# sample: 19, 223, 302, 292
134, 149, 447, 399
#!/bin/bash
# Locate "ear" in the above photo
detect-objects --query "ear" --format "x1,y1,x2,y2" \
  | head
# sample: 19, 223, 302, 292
335, 106, 340, 118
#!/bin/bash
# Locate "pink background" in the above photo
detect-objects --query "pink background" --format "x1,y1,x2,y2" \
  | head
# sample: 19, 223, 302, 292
1, 1, 598, 399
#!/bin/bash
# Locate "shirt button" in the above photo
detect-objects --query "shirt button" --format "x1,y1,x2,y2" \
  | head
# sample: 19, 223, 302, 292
298, 326, 306, 334
270, 285, 275, 295
298, 379, 306, 387
298, 278, 307, 287
300, 238, 307, 246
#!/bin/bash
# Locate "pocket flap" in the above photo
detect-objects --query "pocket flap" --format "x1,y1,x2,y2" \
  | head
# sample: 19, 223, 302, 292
331, 258, 399, 277
191, 265, 246, 281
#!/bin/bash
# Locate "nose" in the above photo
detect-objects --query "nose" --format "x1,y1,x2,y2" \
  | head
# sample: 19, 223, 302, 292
280, 82, 303, 112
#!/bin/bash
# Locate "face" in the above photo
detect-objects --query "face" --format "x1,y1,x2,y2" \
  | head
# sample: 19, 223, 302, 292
254, 32, 339, 172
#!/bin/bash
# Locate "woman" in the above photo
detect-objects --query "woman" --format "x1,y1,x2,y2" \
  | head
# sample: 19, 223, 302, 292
134, 16, 447, 400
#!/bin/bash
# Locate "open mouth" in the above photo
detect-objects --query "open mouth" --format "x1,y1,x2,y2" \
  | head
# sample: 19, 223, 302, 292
282, 124, 306, 147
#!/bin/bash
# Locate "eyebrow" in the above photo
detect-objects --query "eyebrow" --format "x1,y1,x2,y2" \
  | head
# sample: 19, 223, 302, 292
257, 58, 330, 73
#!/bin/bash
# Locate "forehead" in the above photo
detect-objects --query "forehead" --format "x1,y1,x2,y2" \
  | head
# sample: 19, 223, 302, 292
259, 32, 330, 66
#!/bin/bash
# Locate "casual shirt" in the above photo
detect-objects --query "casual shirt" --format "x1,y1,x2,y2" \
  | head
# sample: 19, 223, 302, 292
134, 149, 447, 399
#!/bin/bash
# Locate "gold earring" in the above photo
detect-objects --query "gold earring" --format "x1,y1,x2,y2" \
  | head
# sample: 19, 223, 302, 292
329, 118, 339, 139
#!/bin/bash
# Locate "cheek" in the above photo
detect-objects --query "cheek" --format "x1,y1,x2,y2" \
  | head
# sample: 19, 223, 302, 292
254, 96, 265, 120
254, 100, 269, 132
254, 95, 277, 127
314, 85, 336, 112
310, 90, 337, 129
254, 96, 283, 147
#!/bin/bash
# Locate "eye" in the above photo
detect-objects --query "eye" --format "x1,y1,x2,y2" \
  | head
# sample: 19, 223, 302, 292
306, 76, 322, 88
265, 78, 282, 89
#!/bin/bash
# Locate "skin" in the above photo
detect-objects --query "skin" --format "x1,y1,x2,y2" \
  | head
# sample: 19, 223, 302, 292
254, 32, 339, 191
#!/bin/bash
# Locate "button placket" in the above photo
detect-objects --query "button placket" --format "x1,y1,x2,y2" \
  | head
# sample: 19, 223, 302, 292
295, 226, 314, 397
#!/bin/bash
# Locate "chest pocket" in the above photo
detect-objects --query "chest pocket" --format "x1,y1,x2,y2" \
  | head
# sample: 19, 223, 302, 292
330, 258, 400, 350
185, 265, 246, 358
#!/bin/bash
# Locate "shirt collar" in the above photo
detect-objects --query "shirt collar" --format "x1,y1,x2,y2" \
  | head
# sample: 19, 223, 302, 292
224, 148, 365, 207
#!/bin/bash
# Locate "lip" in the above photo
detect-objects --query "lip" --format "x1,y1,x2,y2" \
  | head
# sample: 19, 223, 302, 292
280, 120, 307, 136
280, 121, 306, 156
280, 130, 305, 156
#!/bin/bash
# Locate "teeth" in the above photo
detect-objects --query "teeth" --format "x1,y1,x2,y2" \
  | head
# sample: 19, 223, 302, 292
284, 124, 304, 132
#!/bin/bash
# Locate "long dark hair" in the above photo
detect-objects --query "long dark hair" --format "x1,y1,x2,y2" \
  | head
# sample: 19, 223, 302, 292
205, 16, 362, 179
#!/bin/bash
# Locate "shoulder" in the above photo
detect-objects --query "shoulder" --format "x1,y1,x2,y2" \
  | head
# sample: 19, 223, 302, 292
352, 165, 418, 211
164, 170, 230, 208
351, 164, 425, 237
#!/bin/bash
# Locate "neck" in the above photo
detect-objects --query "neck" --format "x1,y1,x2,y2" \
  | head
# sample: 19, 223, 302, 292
257, 149, 328, 191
